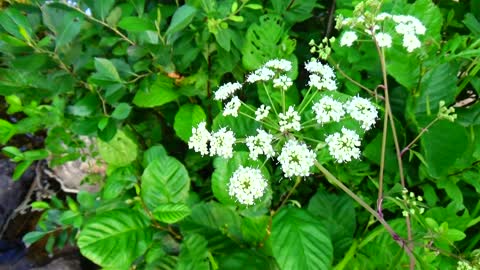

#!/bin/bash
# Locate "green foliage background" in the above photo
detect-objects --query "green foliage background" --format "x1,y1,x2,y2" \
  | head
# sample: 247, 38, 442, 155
1, 0, 480, 269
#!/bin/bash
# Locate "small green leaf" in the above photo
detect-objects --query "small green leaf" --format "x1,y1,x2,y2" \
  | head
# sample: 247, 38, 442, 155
23, 231, 48, 245
165, 5, 197, 36
13, 160, 33, 180
31, 201, 50, 210
118, 17, 156, 32
174, 104, 206, 142
98, 130, 138, 166
228, 15, 243, 22
153, 203, 191, 224
245, 4, 263, 10
111, 103, 132, 120
0, 119, 16, 144
68, 94, 100, 117
92, 58, 122, 83
177, 234, 210, 270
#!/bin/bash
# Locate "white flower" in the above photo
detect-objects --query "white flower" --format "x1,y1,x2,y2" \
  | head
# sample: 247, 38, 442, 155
264, 59, 292, 72
402, 34, 421, 52
305, 60, 337, 91
228, 166, 268, 205
376, 32, 392, 48
246, 67, 275, 83
245, 129, 275, 160
255, 104, 270, 121
364, 25, 380, 35
345, 96, 378, 130
375, 12, 392, 21
312, 96, 345, 124
223, 96, 241, 117
279, 106, 301, 132
214, 82, 242, 101
209, 128, 235, 158
188, 122, 211, 156
277, 139, 316, 177
273, 75, 293, 90
325, 128, 361, 163
392, 15, 425, 35
340, 31, 358, 47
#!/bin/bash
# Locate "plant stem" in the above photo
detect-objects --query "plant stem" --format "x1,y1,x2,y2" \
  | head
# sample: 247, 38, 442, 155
373, 37, 414, 270
263, 83, 280, 116
274, 176, 302, 214
314, 161, 416, 263
400, 117, 439, 157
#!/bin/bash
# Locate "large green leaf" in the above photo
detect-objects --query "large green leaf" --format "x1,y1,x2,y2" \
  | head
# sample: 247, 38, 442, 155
89, 58, 123, 84
97, 130, 138, 166
77, 209, 153, 269
307, 191, 356, 259
217, 249, 279, 270
271, 208, 333, 270
412, 62, 458, 125
174, 104, 206, 142
421, 120, 469, 177
271, 0, 317, 25
0, 119, 16, 144
141, 157, 190, 210
133, 75, 180, 107
0, 7, 33, 40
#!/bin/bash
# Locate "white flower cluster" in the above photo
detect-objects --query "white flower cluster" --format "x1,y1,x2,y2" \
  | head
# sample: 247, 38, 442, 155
273, 75, 293, 90
279, 106, 301, 133
337, 6, 426, 52
223, 96, 241, 117
325, 127, 361, 163
312, 96, 345, 124
345, 96, 378, 130
214, 82, 242, 101
277, 139, 317, 177
255, 104, 271, 121
228, 166, 268, 205
246, 59, 293, 91
245, 129, 275, 160
188, 122, 235, 159
305, 59, 337, 91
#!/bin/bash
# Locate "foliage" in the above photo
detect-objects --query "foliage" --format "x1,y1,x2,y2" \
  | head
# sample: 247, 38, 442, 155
1, 0, 480, 269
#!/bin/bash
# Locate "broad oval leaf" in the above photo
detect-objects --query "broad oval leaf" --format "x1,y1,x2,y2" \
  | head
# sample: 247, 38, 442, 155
153, 203, 191, 224
141, 157, 190, 210
77, 209, 153, 269
97, 130, 138, 166
118, 17, 156, 32
165, 5, 197, 36
271, 208, 333, 270
133, 75, 180, 107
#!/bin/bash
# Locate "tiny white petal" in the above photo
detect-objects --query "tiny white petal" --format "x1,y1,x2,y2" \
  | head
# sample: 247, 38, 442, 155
255, 104, 271, 121
228, 166, 268, 205
340, 31, 358, 47
279, 106, 301, 132
210, 128, 235, 158
325, 128, 361, 163
223, 96, 242, 117
214, 82, 242, 101
345, 96, 378, 130
277, 139, 316, 177
188, 122, 211, 156
312, 96, 345, 124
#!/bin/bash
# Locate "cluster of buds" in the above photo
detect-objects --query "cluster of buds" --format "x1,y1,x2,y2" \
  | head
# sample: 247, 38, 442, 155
438, 100, 458, 122
398, 188, 425, 217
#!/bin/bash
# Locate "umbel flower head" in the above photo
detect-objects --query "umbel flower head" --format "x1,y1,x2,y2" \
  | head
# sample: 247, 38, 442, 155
325, 127, 361, 163
228, 166, 268, 205
277, 139, 316, 178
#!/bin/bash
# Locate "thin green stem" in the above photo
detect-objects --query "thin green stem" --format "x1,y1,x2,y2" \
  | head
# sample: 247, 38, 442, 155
263, 83, 280, 116
298, 89, 319, 114
314, 161, 416, 263
239, 111, 279, 131
400, 117, 440, 157
274, 176, 302, 214
281, 89, 286, 113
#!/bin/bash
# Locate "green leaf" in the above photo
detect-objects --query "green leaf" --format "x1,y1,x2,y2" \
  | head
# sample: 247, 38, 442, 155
271, 208, 333, 270
165, 5, 197, 36
97, 130, 138, 166
90, 58, 123, 83
421, 120, 468, 177
307, 191, 356, 259
271, 0, 316, 24
0, 119, 16, 144
242, 15, 297, 72
68, 94, 99, 117
42, 6, 83, 49
23, 231, 48, 245
133, 75, 180, 107
118, 17, 156, 32
111, 103, 132, 120
102, 166, 137, 200
153, 203, 191, 224
177, 234, 210, 270
241, 215, 269, 244
174, 104, 206, 142
180, 202, 242, 244
142, 145, 168, 167
212, 109, 260, 138
13, 160, 33, 181
84, 0, 115, 20
141, 157, 190, 210
217, 249, 279, 270
78, 209, 153, 269
0, 8, 33, 40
